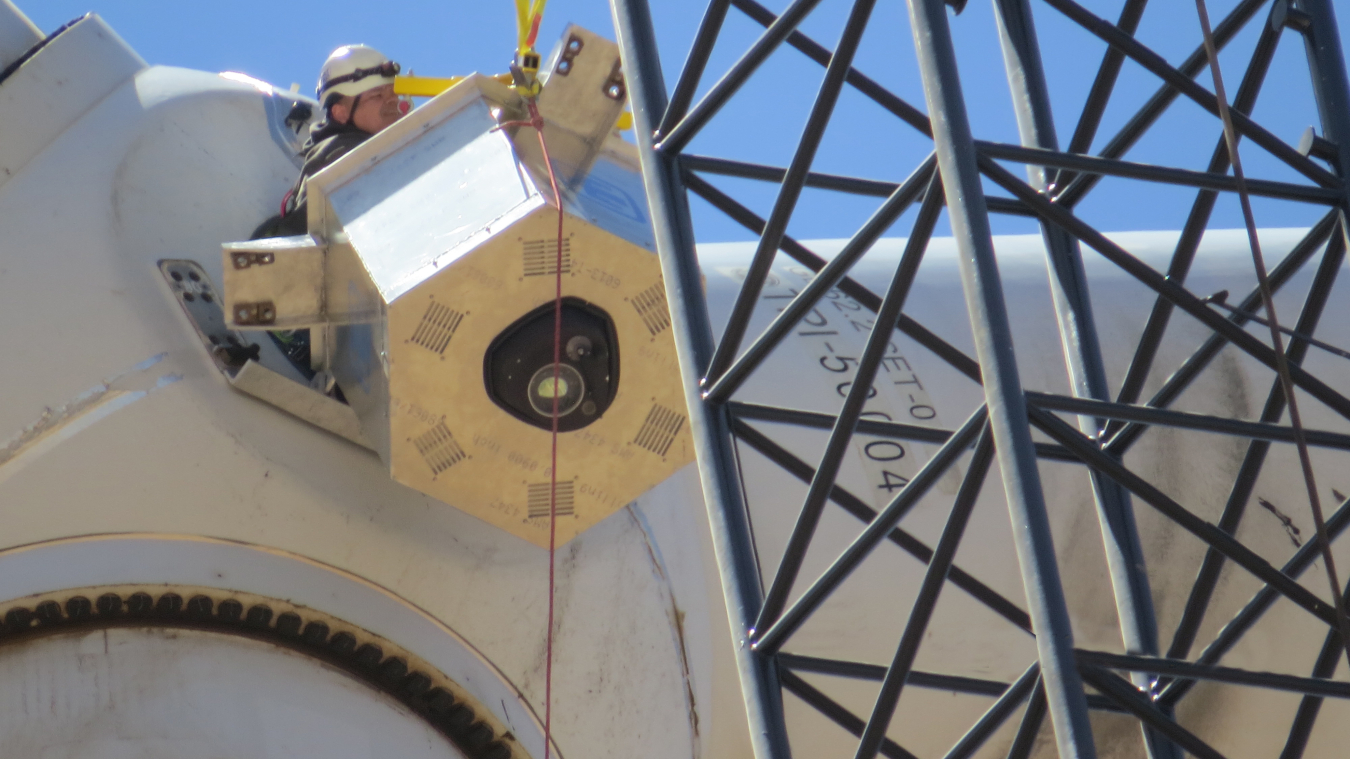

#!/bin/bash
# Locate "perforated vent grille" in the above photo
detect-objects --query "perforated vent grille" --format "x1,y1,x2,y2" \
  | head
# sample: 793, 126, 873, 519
633, 404, 685, 457
409, 302, 464, 354
523, 238, 572, 277
413, 423, 466, 474
527, 481, 575, 518
631, 283, 671, 336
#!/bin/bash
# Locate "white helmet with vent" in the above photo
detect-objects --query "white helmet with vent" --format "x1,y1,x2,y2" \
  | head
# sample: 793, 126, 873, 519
316, 45, 400, 105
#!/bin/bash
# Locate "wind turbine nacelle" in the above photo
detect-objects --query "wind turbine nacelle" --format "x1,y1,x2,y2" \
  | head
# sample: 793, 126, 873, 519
222, 29, 691, 548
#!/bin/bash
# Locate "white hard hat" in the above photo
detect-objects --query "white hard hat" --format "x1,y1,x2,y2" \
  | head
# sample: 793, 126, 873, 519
316, 45, 400, 104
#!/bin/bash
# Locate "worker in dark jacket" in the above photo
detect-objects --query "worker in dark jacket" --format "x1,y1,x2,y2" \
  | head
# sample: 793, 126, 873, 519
262, 44, 407, 238
256, 44, 407, 374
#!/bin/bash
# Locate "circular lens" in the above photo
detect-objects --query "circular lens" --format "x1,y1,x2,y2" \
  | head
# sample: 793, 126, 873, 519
527, 364, 585, 418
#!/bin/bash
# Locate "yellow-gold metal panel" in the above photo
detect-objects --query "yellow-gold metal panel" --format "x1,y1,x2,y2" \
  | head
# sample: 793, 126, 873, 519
386, 207, 691, 547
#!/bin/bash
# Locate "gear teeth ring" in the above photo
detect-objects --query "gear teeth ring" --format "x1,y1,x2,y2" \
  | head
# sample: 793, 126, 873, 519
0, 588, 519, 759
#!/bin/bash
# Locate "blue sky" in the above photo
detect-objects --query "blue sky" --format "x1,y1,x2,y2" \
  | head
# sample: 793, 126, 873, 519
17, 0, 1350, 243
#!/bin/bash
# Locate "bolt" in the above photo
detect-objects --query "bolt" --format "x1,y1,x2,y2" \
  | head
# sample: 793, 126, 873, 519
566, 335, 592, 360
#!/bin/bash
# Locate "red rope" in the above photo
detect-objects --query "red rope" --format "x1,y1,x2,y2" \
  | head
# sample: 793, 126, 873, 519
1195, 0, 1350, 666
532, 98, 564, 759
494, 96, 564, 759
527, 14, 544, 49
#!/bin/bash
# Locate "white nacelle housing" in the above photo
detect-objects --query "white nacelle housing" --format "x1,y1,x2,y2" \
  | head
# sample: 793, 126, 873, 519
4, 5, 1350, 759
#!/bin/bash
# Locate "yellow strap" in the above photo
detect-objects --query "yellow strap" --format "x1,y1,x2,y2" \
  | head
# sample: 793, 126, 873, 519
529, 0, 548, 35
397, 75, 633, 131
515, 0, 531, 51
516, 0, 549, 55
511, 0, 548, 98
395, 73, 514, 98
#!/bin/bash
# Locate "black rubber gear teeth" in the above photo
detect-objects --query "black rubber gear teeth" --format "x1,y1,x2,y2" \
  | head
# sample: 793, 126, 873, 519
0, 590, 516, 759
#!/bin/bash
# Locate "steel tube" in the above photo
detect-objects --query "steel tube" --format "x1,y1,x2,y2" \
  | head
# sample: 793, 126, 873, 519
611, 2, 792, 757
1279, 621, 1344, 759
990, 5, 1165, 756
684, 153, 1034, 215
1061, 0, 1148, 173
753, 407, 989, 653
1078, 668, 1227, 759
940, 663, 1042, 759
730, 401, 1078, 461
1294, 0, 1350, 661
753, 175, 942, 633
778, 670, 921, 759
1056, 0, 1271, 207
1206, 300, 1350, 361
778, 654, 1009, 693
776, 654, 1123, 712
657, 0, 828, 154
1277, 5, 1350, 746
1167, 234, 1345, 660
976, 141, 1339, 204
1005, 682, 1048, 759
702, 0, 880, 386
1294, 0, 1350, 175
681, 153, 912, 198
980, 156, 1350, 421
1077, 650, 1350, 699
907, 0, 1097, 754
1113, 12, 1281, 408
857, 428, 996, 759
733, 401, 955, 444
729, 417, 1035, 632
656, 0, 730, 138
1156, 492, 1350, 706
1104, 218, 1340, 455
754, 178, 942, 632
728, 0, 931, 135
705, 159, 937, 404
1026, 391, 1350, 451
682, 172, 986, 381
1030, 406, 1341, 628
1040, 0, 1337, 188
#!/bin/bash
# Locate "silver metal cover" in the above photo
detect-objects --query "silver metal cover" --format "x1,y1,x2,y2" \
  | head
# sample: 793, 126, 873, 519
240, 32, 690, 547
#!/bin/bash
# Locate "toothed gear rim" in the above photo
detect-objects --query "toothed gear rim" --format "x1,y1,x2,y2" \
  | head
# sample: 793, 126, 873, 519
0, 587, 516, 759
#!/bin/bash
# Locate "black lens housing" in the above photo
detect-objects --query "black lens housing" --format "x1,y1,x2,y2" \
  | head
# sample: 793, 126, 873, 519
484, 298, 619, 432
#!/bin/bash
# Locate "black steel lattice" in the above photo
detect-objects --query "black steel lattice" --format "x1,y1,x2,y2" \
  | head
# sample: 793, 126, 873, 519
610, 0, 1350, 757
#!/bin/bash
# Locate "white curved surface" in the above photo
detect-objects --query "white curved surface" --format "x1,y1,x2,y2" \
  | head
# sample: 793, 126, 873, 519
12, 7, 1347, 759
0, 534, 547, 757
0, 16, 716, 759
0, 627, 464, 759
0, 0, 40, 71
698, 230, 1350, 758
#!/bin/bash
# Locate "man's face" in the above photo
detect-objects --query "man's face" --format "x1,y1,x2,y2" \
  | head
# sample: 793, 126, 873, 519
336, 84, 403, 134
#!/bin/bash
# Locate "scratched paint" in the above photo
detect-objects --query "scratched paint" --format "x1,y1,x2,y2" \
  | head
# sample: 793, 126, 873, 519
0, 353, 181, 485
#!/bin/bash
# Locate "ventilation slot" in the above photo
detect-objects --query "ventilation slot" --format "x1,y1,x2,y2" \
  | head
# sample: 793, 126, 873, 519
633, 403, 685, 457
413, 423, 466, 474
527, 481, 575, 519
409, 302, 464, 354
523, 238, 572, 277
631, 283, 671, 336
